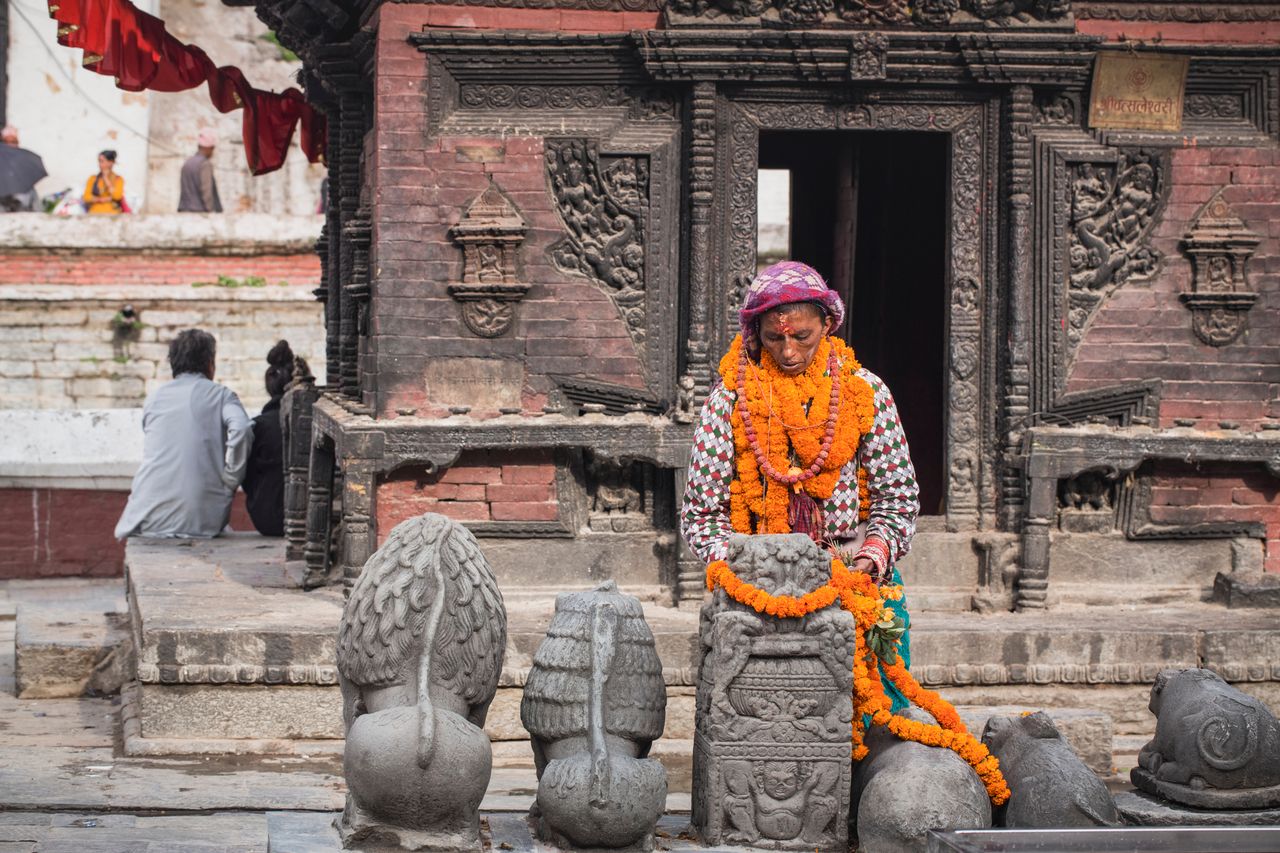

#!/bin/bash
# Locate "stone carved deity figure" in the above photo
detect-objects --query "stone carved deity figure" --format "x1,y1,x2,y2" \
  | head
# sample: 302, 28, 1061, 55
1206, 255, 1232, 292
1133, 668, 1280, 809
521, 581, 667, 850
335, 513, 507, 851
693, 533, 854, 851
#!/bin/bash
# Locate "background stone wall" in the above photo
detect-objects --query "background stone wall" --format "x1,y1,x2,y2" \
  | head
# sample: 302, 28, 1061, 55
0, 213, 325, 578
0, 286, 324, 412
0, 214, 325, 411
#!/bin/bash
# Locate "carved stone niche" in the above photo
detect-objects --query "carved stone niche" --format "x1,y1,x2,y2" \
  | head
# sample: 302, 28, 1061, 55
1057, 469, 1117, 534
1179, 189, 1261, 347
585, 451, 653, 533
448, 181, 530, 338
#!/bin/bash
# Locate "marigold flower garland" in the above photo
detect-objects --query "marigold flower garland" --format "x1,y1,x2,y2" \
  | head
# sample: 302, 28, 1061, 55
705, 555, 1011, 806
717, 334, 876, 535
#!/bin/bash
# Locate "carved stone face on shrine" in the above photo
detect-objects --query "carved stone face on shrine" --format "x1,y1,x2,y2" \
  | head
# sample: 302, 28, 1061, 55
761, 762, 802, 800
759, 302, 834, 376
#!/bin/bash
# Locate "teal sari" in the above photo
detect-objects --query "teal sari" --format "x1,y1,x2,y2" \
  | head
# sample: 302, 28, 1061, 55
876, 565, 912, 714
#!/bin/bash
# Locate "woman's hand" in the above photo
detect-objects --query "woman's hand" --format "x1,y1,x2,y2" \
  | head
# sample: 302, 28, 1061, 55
849, 555, 878, 577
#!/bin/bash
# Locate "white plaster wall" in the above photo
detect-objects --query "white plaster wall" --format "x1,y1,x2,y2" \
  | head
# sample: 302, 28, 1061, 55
0, 211, 323, 251
0, 409, 143, 489
5, 0, 160, 207
4, 0, 323, 214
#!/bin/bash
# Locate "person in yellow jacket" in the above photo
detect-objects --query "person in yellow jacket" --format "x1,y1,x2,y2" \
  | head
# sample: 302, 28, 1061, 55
83, 150, 125, 214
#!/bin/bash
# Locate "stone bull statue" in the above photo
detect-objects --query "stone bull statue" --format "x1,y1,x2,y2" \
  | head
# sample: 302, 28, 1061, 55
982, 711, 1119, 828
335, 514, 507, 851
1133, 668, 1280, 809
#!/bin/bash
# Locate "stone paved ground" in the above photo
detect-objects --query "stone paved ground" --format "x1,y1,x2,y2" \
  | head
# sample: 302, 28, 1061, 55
0, 578, 706, 853
5, 575, 1273, 851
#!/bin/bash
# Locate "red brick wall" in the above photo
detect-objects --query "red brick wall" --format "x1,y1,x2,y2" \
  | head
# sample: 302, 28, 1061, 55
376, 449, 559, 543
1068, 147, 1280, 426
0, 488, 126, 578
0, 488, 257, 578
0, 253, 320, 286
1148, 462, 1280, 573
367, 5, 657, 417
1068, 145, 1280, 571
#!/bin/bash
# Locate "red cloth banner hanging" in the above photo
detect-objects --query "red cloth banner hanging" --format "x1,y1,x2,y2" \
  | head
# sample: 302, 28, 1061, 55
47, 0, 325, 174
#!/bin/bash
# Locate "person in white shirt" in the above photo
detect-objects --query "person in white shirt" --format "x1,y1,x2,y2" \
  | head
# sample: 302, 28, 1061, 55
114, 329, 253, 539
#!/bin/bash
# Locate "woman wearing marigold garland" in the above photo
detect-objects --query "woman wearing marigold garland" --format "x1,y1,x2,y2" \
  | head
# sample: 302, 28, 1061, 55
680, 260, 920, 712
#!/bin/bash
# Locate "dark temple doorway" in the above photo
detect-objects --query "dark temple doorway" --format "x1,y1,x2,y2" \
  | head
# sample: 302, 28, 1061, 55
758, 130, 948, 514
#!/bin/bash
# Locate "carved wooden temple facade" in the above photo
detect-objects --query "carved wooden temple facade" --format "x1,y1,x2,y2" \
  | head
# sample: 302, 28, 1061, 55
248, 0, 1280, 611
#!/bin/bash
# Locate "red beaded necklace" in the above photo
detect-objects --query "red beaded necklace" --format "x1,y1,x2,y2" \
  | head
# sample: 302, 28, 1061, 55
735, 343, 841, 488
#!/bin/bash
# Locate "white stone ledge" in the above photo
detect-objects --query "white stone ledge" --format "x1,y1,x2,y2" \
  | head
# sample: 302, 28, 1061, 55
0, 213, 322, 254
0, 409, 141, 489
0, 284, 320, 303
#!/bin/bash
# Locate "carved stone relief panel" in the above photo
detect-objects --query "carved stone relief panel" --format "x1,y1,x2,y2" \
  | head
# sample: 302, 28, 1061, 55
1034, 90, 1081, 126
1180, 189, 1261, 347
458, 83, 678, 121
1060, 149, 1169, 369
546, 138, 651, 362
723, 96, 991, 528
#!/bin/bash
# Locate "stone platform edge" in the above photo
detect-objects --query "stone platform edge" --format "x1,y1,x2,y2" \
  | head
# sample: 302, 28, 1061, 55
120, 682, 345, 757
134, 659, 1280, 689
135, 664, 702, 688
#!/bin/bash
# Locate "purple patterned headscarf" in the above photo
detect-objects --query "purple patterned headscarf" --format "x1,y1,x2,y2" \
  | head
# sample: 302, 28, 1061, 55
739, 261, 845, 360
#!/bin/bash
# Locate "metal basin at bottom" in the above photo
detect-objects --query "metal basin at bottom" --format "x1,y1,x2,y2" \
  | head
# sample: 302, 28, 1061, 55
927, 826, 1280, 853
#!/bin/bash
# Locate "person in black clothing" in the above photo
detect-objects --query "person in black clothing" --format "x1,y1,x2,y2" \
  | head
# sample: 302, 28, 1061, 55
242, 340, 296, 536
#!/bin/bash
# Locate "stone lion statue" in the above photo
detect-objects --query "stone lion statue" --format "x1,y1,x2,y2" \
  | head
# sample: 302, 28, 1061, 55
335, 513, 507, 851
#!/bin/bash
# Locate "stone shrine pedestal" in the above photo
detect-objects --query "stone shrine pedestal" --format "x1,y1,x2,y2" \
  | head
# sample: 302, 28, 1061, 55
691, 535, 855, 851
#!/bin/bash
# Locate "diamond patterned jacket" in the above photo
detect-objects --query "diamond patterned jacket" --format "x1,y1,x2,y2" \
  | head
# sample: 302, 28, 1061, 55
680, 368, 920, 567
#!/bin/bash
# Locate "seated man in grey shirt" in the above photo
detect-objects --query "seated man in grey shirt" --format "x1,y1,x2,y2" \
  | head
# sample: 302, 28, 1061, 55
115, 329, 253, 539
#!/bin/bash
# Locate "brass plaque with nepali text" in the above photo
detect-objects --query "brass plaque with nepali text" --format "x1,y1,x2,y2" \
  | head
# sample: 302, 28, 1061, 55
1088, 52, 1189, 132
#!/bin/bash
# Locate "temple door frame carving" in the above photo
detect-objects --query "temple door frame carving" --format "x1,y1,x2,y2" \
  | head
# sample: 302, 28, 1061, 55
711, 89, 1000, 531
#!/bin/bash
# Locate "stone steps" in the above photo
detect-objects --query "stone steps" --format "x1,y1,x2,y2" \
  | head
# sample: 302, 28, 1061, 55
121, 536, 1279, 758
12, 582, 130, 699
907, 604, 1280, 736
